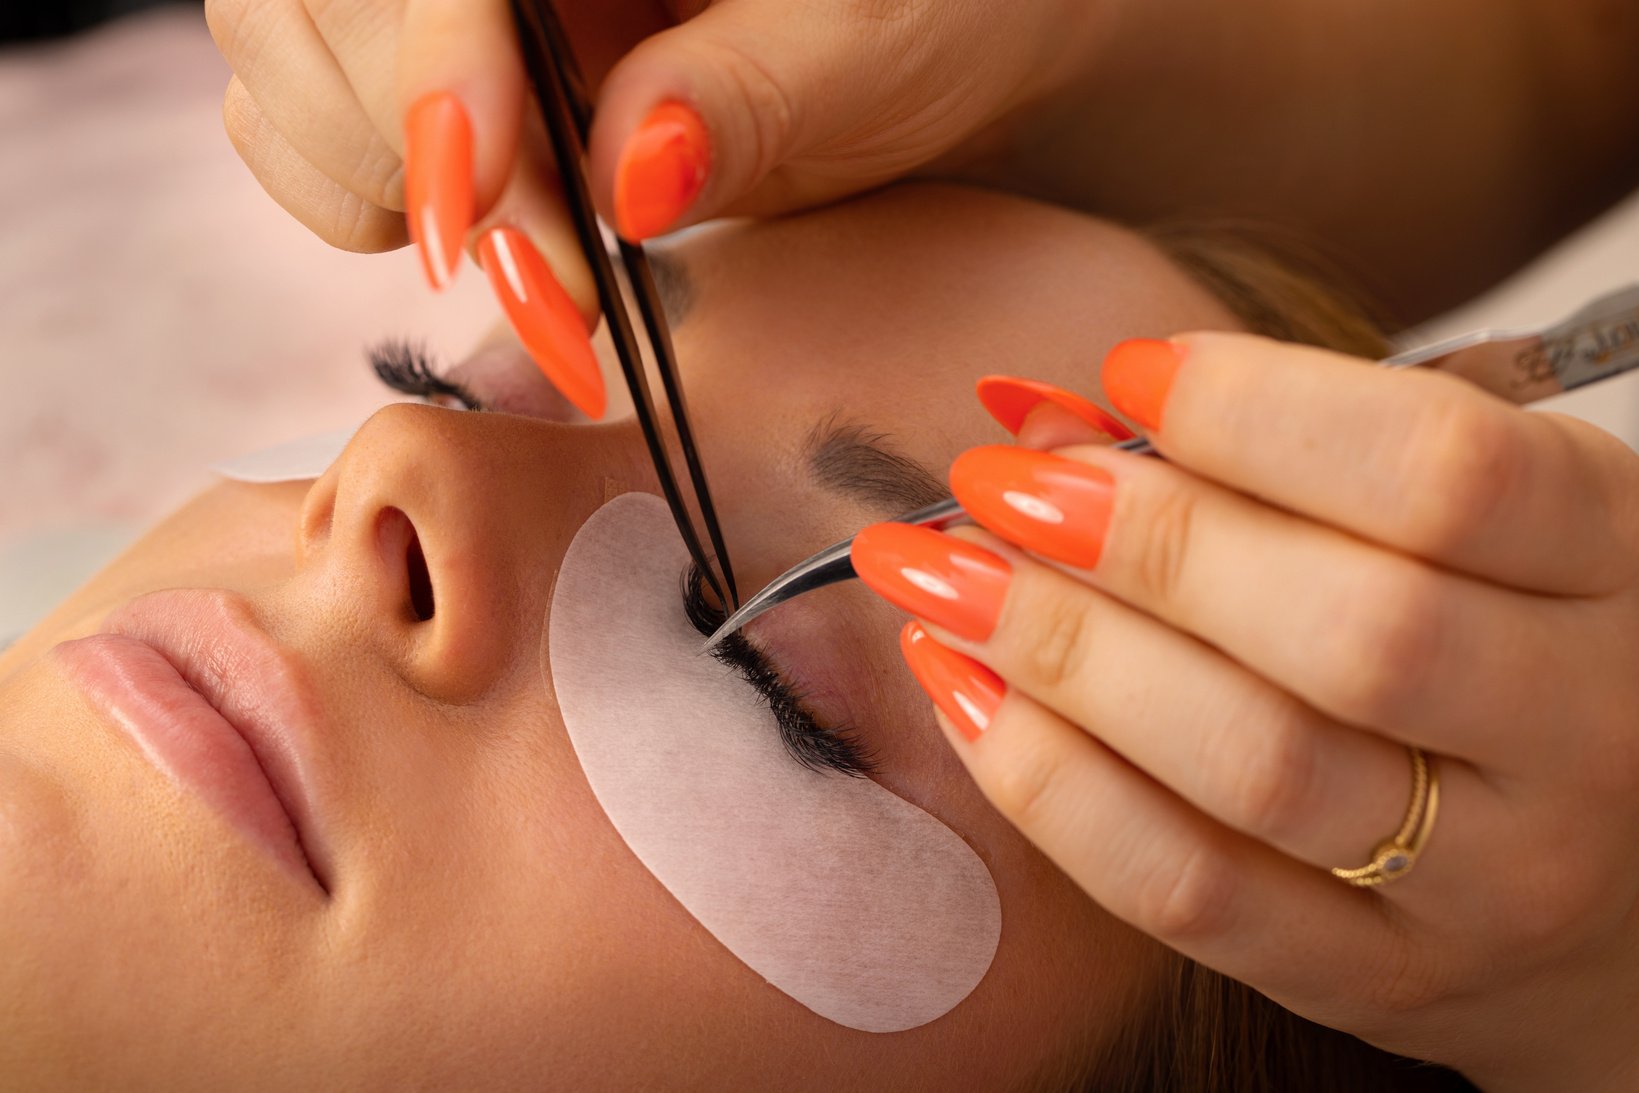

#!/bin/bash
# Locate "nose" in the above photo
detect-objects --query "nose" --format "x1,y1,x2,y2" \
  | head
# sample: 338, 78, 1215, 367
296, 403, 648, 703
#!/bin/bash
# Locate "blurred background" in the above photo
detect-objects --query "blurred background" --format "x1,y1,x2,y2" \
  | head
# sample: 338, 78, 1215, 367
2, 2, 1636, 640
1, 1, 496, 637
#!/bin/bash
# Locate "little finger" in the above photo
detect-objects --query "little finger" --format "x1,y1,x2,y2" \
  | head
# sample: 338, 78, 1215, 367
896, 622, 1414, 1027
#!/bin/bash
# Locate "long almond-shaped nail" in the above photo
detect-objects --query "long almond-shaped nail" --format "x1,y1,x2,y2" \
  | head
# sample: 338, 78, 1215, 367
404, 92, 475, 291
900, 622, 1004, 742
976, 376, 1135, 441
851, 523, 1010, 642
950, 445, 1115, 569
478, 227, 606, 419
1100, 339, 1184, 431
614, 102, 710, 241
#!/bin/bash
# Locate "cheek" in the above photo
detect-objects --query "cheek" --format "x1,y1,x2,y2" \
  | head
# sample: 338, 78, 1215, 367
547, 493, 1001, 1034
3, 481, 306, 678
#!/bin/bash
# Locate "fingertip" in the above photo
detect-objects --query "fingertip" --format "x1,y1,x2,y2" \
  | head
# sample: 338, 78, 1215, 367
976, 375, 1136, 452
404, 91, 474, 291
612, 101, 711, 241
1099, 339, 1185, 432
477, 226, 607, 420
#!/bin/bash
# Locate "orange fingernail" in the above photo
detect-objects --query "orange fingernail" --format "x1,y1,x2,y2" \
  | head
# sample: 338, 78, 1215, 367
851, 524, 1010, 642
1100, 339, 1184, 432
478, 227, 606, 419
976, 376, 1136, 441
404, 92, 475, 291
900, 622, 1004, 742
614, 102, 710, 241
950, 445, 1115, 569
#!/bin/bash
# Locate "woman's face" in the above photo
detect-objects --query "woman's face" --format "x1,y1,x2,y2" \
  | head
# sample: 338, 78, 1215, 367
0, 185, 1242, 1089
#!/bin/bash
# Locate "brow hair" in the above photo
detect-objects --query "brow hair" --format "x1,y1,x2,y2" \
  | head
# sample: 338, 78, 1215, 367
804, 414, 949, 515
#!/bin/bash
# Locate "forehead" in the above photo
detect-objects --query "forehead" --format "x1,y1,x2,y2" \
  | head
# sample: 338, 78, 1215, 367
680, 184, 1238, 375
667, 184, 1242, 470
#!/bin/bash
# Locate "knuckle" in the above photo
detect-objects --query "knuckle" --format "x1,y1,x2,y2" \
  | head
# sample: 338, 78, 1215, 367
1133, 844, 1240, 944
1397, 394, 1521, 555
1492, 817, 1607, 947
323, 191, 403, 253
704, 40, 797, 181
1125, 479, 1199, 607
846, 0, 927, 20
1358, 939, 1449, 1018
1314, 563, 1441, 726
301, 0, 390, 55
348, 141, 406, 211
1222, 707, 1317, 845
984, 736, 1066, 833
205, 0, 275, 67
1014, 584, 1095, 693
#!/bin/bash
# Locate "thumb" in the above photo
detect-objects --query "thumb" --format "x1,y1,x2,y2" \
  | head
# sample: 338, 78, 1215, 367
586, 3, 935, 241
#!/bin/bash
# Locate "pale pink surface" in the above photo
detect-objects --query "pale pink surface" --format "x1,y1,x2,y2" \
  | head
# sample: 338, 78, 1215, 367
0, 8, 495, 542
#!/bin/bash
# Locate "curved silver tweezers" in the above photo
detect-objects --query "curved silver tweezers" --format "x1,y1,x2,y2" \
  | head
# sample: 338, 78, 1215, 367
702, 435, 1154, 649
704, 283, 1639, 651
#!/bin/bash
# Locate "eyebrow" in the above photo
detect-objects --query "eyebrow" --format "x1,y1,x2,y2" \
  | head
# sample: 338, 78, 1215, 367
804, 414, 950, 515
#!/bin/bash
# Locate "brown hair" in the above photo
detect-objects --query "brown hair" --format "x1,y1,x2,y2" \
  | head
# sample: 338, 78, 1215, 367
1152, 221, 1394, 359
1052, 226, 1475, 1092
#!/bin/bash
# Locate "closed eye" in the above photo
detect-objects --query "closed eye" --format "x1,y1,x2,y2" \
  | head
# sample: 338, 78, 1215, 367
369, 340, 485, 411
681, 565, 875, 778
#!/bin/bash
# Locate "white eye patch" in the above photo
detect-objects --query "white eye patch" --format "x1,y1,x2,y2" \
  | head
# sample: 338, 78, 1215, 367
546, 493, 1001, 1033
210, 429, 356, 483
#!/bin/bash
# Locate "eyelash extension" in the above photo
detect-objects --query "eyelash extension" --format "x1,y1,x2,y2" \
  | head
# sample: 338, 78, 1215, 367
368, 339, 485, 411
681, 565, 876, 778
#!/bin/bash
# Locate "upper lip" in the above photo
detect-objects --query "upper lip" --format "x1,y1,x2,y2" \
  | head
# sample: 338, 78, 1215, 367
102, 589, 335, 893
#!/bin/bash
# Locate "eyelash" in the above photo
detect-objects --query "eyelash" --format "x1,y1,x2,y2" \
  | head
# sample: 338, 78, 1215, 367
681, 565, 875, 778
369, 340, 485, 411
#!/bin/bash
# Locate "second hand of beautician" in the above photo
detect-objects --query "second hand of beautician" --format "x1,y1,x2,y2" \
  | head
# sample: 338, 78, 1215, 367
848, 335, 1639, 1093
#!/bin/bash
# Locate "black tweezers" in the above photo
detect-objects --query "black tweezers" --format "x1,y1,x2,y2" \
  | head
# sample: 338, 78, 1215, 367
509, 0, 740, 611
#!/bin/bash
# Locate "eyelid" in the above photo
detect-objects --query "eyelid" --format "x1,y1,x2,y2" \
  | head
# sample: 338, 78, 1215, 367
681, 565, 875, 777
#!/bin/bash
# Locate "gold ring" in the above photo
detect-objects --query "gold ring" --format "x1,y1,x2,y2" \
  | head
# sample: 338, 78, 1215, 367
1331, 747, 1439, 888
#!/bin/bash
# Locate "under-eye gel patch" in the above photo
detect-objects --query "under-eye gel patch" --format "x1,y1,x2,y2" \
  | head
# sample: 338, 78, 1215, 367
547, 493, 1001, 1032
211, 429, 356, 483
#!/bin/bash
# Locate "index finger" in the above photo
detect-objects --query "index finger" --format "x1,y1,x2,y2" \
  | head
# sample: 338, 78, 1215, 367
1101, 333, 1639, 595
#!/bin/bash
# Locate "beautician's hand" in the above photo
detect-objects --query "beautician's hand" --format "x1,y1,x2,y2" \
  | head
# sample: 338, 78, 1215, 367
205, 0, 1100, 273
205, 0, 1103, 417
853, 339, 1639, 1091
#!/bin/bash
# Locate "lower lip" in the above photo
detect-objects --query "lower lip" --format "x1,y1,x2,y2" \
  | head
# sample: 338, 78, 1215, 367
54, 633, 315, 885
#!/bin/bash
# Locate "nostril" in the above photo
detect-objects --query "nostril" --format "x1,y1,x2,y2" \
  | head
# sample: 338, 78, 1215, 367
405, 526, 435, 622
378, 507, 436, 622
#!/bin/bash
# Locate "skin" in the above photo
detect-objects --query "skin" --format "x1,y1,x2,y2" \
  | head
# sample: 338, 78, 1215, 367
0, 186, 1237, 1089
206, 0, 1639, 322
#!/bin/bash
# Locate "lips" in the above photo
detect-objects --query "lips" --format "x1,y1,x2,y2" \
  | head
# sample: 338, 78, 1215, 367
53, 589, 333, 894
